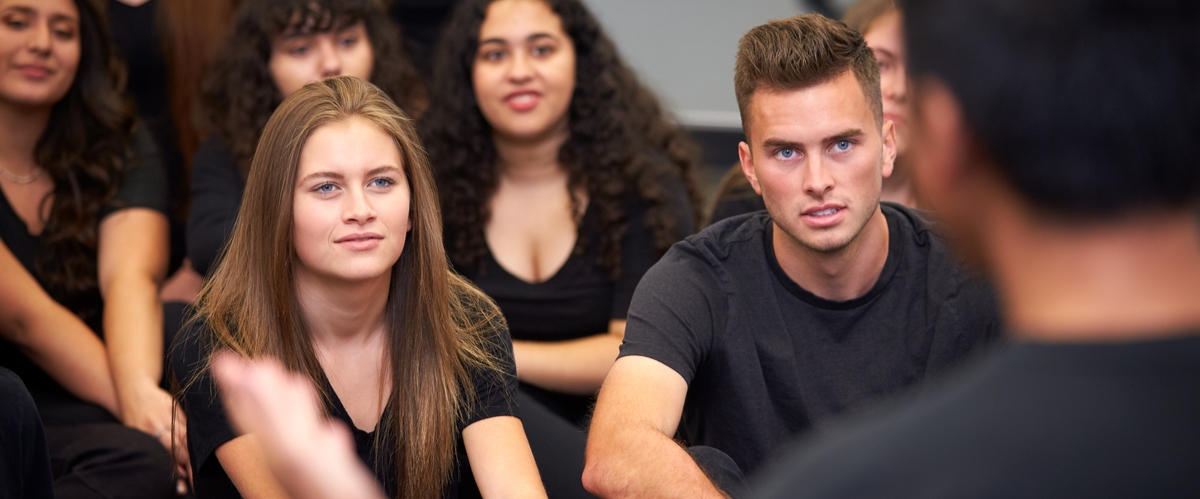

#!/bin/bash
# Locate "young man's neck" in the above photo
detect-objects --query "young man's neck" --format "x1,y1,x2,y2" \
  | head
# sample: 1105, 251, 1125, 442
492, 122, 570, 184
881, 157, 917, 208
988, 204, 1200, 342
0, 102, 51, 172
294, 270, 391, 347
773, 206, 891, 302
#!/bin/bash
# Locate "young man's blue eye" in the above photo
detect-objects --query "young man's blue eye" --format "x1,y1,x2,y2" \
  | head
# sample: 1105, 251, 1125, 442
778, 148, 796, 159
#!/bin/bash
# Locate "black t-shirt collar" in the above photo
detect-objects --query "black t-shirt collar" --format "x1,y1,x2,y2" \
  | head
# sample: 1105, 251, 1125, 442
764, 205, 904, 310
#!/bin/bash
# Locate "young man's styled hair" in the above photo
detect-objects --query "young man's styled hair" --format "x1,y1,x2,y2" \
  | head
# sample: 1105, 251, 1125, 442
903, 0, 1200, 216
734, 13, 882, 131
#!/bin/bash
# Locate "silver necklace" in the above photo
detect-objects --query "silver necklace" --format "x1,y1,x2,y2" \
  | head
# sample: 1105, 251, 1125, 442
0, 165, 45, 184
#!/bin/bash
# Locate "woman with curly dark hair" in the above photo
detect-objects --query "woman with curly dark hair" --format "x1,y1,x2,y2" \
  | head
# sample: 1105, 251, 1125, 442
0, 0, 186, 495
186, 0, 424, 277
421, 0, 700, 494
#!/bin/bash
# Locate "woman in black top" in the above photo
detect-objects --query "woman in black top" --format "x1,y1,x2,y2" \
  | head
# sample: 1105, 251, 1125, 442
173, 76, 544, 499
0, 0, 183, 495
424, 0, 700, 425
422, 1, 699, 495
187, 0, 424, 277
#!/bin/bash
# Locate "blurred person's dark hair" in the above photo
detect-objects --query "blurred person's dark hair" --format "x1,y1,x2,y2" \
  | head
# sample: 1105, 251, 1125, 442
159, 0, 240, 169
201, 0, 425, 177
422, 0, 702, 278
843, 0, 896, 34
903, 0, 1200, 216
734, 14, 881, 133
36, 0, 136, 313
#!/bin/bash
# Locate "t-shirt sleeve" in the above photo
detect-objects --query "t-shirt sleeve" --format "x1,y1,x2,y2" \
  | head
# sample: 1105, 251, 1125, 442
187, 138, 245, 277
611, 168, 696, 320
102, 125, 169, 219
462, 318, 520, 428
169, 321, 237, 474
618, 240, 726, 384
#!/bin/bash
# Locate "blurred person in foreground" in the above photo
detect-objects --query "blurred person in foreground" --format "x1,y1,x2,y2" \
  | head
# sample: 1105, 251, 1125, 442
753, 0, 1200, 496
583, 13, 1000, 499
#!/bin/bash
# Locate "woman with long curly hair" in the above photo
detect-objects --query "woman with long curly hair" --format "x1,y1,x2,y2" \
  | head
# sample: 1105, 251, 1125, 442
420, 0, 701, 494
173, 76, 545, 499
0, 0, 187, 495
186, 0, 424, 278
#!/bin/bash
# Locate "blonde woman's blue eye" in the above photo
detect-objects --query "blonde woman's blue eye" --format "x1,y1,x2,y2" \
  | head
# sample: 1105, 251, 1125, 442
370, 178, 394, 187
315, 183, 335, 193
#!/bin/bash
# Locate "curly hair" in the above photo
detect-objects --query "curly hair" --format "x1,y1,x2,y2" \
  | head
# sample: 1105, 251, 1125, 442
421, 0, 702, 278
33, 0, 136, 317
200, 0, 425, 177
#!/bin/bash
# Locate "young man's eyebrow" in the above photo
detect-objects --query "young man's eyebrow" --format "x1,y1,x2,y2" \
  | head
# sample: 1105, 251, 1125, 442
825, 129, 865, 144
761, 138, 804, 150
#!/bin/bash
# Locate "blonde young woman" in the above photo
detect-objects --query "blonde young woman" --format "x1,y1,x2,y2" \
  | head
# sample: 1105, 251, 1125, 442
173, 76, 545, 499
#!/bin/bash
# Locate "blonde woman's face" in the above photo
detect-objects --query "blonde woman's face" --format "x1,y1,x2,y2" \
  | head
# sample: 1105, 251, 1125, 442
269, 22, 374, 98
292, 117, 411, 286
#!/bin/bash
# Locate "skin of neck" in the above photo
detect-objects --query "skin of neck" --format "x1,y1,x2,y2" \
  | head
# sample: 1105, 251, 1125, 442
491, 118, 570, 184
880, 155, 916, 207
773, 205, 891, 302
980, 185, 1200, 342
0, 101, 52, 174
294, 268, 392, 348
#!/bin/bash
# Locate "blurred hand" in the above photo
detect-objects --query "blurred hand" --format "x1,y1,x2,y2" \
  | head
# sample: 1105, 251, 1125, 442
212, 352, 384, 499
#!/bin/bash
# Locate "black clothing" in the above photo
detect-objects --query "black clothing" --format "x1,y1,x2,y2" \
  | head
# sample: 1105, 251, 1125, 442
0, 127, 168, 423
109, 0, 188, 273
753, 335, 1200, 498
0, 128, 175, 498
619, 203, 1001, 477
44, 423, 175, 499
186, 137, 243, 277
172, 318, 520, 499
0, 368, 53, 499
454, 172, 694, 424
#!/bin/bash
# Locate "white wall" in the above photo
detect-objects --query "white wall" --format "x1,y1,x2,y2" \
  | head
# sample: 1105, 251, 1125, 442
584, 0, 808, 131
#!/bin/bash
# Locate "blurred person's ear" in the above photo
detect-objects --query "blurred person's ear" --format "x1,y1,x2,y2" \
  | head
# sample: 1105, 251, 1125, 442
908, 76, 1005, 268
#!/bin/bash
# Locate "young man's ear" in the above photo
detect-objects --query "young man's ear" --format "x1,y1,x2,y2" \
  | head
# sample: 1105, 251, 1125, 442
738, 140, 763, 196
880, 119, 898, 179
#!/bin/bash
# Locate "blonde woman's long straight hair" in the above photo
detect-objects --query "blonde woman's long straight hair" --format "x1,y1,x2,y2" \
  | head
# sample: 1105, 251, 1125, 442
192, 76, 502, 499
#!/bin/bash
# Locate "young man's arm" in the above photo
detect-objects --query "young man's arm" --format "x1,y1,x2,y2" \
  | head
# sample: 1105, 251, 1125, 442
583, 355, 724, 499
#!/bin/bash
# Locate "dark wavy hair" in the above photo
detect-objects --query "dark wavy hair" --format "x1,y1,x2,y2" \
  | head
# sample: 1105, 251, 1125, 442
34, 0, 136, 315
201, 0, 425, 177
421, 0, 702, 278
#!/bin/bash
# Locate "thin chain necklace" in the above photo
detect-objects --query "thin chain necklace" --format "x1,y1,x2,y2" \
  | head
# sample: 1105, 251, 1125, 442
0, 165, 45, 185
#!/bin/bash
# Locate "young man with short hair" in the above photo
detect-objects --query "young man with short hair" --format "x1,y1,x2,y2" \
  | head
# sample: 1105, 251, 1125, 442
753, 0, 1200, 496
583, 14, 999, 498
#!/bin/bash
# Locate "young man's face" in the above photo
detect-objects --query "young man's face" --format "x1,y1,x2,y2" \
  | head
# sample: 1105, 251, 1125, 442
739, 70, 896, 255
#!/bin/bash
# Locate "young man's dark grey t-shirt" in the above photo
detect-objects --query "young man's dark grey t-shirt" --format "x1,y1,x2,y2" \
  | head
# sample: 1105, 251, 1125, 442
618, 203, 1001, 475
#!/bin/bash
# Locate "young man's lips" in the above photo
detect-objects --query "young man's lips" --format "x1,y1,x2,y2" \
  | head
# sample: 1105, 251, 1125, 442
801, 206, 845, 228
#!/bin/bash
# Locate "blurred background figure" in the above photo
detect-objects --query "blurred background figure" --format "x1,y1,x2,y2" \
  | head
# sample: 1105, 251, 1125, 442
0, 0, 187, 495
187, 0, 424, 279
420, 0, 701, 496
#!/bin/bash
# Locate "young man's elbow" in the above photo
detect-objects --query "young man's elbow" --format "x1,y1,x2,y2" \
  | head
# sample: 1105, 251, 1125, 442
582, 443, 626, 498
